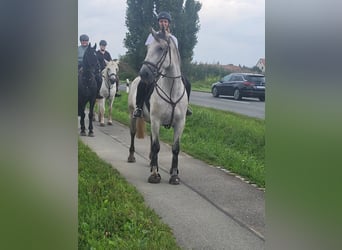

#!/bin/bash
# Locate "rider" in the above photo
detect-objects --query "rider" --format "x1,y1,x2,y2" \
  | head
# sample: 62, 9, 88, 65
96, 39, 121, 97
133, 11, 192, 118
78, 34, 89, 70
78, 34, 102, 98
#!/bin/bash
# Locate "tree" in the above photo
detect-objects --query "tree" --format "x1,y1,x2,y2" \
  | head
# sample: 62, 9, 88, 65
176, 0, 201, 74
124, 0, 201, 74
124, 0, 155, 71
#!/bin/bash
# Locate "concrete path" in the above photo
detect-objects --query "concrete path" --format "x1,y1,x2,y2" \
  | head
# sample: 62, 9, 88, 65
79, 119, 265, 250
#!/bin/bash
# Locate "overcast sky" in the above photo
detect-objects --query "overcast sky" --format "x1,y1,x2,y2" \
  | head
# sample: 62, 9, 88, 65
78, 0, 264, 67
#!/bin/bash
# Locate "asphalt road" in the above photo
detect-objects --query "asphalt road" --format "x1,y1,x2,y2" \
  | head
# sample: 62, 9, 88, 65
80, 118, 265, 249
190, 91, 265, 119
119, 84, 265, 119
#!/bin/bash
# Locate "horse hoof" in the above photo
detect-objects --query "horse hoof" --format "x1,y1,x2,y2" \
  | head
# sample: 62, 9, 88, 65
80, 131, 87, 136
127, 156, 136, 163
169, 175, 180, 185
148, 173, 161, 184
100, 123, 105, 127
107, 121, 112, 125
88, 131, 94, 137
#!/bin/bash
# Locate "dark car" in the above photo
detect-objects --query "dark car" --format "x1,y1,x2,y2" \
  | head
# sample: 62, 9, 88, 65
211, 73, 265, 101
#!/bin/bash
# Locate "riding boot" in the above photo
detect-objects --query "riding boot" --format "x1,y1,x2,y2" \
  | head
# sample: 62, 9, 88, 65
182, 76, 193, 116
96, 74, 103, 99
115, 81, 121, 97
133, 80, 146, 117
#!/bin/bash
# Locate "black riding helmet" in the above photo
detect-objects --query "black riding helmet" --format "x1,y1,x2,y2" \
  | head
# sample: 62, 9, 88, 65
79, 34, 89, 42
157, 11, 171, 22
99, 40, 107, 46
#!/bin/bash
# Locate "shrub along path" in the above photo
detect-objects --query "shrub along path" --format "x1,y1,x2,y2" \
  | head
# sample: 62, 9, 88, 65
79, 120, 265, 250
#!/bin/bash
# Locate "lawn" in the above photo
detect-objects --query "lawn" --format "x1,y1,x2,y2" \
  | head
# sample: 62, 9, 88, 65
78, 140, 181, 249
110, 92, 265, 187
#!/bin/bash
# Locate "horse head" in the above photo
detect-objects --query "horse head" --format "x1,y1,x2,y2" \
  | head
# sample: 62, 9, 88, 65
83, 43, 98, 70
139, 28, 180, 84
104, 60, 119, 85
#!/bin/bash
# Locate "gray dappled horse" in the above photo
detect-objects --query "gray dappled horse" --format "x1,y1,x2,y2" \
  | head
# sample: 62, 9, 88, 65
78, 43, 98, 136
127, 28, 188, 185
96, 60, 119, 126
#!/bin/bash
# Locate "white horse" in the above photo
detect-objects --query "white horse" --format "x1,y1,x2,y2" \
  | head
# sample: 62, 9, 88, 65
96, 60, 119, 126
127, 28, 188, 185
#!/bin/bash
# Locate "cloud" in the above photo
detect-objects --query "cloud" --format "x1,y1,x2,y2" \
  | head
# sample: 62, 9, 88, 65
78, 0, 265, 66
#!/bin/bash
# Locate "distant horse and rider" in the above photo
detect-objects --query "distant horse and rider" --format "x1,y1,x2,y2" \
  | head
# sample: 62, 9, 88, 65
127, 27, 188, 185
78, 43, 98, 136
96, 60, 120, 126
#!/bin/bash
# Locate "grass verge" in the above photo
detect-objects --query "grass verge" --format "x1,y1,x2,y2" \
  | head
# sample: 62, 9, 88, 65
111, 92, 265, 188
78, 140, 181, 249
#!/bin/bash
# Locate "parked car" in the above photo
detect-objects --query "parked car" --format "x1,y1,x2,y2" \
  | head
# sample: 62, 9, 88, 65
211, 73, 265, 101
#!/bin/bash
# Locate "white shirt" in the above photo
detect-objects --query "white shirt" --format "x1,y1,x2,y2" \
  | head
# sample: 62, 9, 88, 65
145, 33, 178, 48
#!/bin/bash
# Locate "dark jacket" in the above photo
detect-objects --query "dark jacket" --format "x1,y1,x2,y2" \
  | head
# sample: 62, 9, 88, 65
96, 50, 112, 71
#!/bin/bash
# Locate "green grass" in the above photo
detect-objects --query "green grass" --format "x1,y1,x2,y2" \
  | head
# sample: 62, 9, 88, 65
111, 92, 265, 187
191, 76, 219, 92
78, 140, 181, 250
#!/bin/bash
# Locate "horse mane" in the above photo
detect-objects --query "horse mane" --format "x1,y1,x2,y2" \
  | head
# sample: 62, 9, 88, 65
83, 43, 98, 70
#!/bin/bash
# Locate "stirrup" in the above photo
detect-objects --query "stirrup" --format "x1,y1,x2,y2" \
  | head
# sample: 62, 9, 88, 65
133, 108, 142, 118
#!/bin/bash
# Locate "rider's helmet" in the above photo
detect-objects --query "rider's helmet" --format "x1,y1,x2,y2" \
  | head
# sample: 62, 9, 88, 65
99, 40, 107, 46
79, 34, 89, 42
157, 11, 172, 23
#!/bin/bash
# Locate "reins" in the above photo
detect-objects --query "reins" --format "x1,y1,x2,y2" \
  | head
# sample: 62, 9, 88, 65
102, 63, 118, 99
142, 36, 185, 127
142, 38, 182, 80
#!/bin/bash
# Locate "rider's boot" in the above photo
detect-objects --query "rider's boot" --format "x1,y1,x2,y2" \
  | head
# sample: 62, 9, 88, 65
183, 76, 192, 116
115, 81, 121, 97
96, 73, 103, 99
133, 80, 146, 118
186, 106, 192, 116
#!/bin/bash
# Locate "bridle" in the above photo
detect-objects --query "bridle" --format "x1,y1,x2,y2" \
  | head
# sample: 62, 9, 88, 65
142, 37, 182, 80
102, 65, 118, 96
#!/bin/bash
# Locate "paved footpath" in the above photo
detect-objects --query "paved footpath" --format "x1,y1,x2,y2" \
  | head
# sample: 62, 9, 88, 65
80, 119, 265, 250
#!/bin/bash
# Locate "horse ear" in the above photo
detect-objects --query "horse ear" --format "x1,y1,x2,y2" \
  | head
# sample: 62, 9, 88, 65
160, 26, 168, 40
151, 28, 160, 42
93, 43, 97, 50
104, 59, 109, 65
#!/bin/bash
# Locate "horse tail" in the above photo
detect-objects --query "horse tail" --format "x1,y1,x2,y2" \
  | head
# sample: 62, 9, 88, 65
136, 117, 145, 139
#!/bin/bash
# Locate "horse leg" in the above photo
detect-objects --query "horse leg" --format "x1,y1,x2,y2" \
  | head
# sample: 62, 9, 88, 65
127, 116, 137, 163
88, 100, 95, 137
169, 138, 180, 185
149, 136, 152, 160
93, 99, 97, 122
107, 97, 114, 125
99, 98, 105, 126
97, 99, 101, 122
79, 100, 87, 136
169, 123, 185, 185
148, 122, 161, 183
